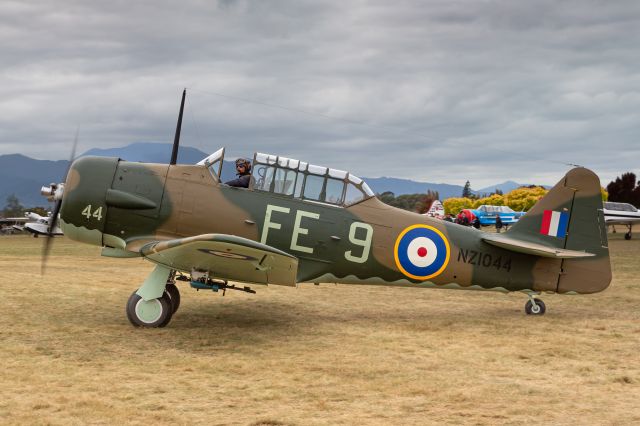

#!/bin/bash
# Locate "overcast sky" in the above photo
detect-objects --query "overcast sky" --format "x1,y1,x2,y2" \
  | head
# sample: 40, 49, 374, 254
1, 0, 639, 187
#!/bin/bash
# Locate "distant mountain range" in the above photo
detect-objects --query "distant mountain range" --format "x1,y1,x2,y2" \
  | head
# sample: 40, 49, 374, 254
0, 154, 69, 209
476, 180, 529, 195
362, 177, 467, 199
83, 143, 209, 164
0, 142, 540, 208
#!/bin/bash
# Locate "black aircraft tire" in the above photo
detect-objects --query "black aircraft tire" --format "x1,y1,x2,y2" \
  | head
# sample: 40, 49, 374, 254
165, 283, 181, 314
126, 291, 172, 328
157, 292, 174, 328
625, 232, 632, 240
525, 299, 546, 316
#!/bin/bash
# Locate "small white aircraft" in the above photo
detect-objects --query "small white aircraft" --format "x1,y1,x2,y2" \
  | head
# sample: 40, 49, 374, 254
0, 216, 28, 233
424, 200, 445, 218
603, 201, 640, 240
24, 212, 63, 237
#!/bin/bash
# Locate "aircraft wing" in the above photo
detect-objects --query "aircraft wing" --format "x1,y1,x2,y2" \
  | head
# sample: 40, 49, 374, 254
0, 217, 28, 223
139, 234, 298, 286
604, 216, 640, 225
25, 223, 63, 236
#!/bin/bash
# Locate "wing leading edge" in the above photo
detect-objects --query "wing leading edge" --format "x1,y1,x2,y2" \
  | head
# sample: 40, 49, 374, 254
139, 234, 298, 286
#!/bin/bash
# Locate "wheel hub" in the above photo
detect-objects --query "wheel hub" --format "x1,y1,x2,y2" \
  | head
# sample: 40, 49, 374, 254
135, 298, 163, 323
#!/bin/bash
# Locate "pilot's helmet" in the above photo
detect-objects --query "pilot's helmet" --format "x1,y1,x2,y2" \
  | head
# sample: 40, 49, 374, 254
235, 158, 252, 172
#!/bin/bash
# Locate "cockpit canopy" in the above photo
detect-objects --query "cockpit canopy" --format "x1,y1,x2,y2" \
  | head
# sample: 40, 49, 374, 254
604, 202, 638, 212
198, 148, 374, 207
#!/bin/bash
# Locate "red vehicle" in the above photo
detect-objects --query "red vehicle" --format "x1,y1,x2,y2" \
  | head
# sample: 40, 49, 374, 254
456, 209, 475, 225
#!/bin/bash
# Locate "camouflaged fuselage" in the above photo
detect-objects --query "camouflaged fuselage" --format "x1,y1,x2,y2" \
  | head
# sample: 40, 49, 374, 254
60, 157, 611, 295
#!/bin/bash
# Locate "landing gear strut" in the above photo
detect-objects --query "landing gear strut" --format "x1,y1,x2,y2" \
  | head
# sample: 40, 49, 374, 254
125, 267, 254, 328
524, 294, 546, 316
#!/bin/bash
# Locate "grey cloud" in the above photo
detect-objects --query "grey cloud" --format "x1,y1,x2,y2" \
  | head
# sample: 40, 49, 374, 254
0, 0, 639, 188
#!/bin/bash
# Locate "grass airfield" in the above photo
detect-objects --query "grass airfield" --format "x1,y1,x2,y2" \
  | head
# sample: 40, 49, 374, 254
0, 234, 638, 425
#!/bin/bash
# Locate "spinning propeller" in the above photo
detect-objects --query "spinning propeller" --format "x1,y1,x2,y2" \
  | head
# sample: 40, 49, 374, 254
40, 130, 79, 274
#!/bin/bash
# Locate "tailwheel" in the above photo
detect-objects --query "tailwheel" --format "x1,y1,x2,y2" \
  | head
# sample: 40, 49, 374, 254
165, 282, 181, 314
525, 298, 546, 316
126, 291, 173, 328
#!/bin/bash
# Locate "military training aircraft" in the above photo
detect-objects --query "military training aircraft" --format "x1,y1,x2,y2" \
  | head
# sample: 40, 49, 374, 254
603, 201, 640, 240
39, 91, 612, 328
24, 212, 63, 237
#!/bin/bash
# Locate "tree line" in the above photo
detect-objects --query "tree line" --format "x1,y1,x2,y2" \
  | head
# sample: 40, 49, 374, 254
606, 172, 640, 206
1, 194, 48, 218
377, 190, 440, 214
376, 172, 629, 215
442, 186, 551, 215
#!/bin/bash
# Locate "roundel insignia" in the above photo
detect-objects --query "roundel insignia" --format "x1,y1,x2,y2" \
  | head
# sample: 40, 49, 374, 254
197, 249, 256, 261
394, 224, 451, 281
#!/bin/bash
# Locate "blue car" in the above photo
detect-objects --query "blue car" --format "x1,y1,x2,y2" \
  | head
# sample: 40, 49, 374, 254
467, 205, 524, 226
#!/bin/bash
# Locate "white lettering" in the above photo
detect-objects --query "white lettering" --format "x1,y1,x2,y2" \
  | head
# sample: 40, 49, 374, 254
261, 205, 290, 244
81, 205, 103, 221
82, 205, 92, 219
345, 222, 373, 263
290, 210, 320, 254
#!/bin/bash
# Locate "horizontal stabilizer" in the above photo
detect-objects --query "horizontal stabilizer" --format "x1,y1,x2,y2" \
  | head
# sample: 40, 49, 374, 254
482, 233, 596, 258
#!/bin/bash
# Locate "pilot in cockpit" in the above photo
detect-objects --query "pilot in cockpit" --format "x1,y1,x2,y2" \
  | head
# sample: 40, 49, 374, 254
225, 158, 252, 188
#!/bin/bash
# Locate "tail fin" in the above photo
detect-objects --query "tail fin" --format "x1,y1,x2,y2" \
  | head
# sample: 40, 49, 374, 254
506, 167, 611, 293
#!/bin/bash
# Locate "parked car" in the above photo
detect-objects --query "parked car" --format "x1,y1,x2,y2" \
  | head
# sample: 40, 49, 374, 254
463, 205, 524, 226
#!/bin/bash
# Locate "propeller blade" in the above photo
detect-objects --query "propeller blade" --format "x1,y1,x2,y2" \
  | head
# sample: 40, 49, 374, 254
62, 128, 79, 182
41, 129, 79, 275
47, 198, 63, 236
41, 200, 61, 275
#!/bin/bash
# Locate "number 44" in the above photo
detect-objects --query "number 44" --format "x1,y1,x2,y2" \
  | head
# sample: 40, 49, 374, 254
81, 205, 103, 221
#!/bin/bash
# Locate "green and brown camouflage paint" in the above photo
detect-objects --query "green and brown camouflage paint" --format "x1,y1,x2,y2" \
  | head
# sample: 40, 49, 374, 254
59, 156, 611, 295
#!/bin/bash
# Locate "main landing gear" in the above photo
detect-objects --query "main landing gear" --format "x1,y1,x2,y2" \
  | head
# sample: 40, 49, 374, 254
125, 266, 256, 328
615, 224, 634, 240
126, 268, 180, 328
524, 293, 546, 316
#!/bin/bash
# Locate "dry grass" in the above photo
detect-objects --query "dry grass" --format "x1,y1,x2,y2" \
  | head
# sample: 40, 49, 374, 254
0, 234, 639, 425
